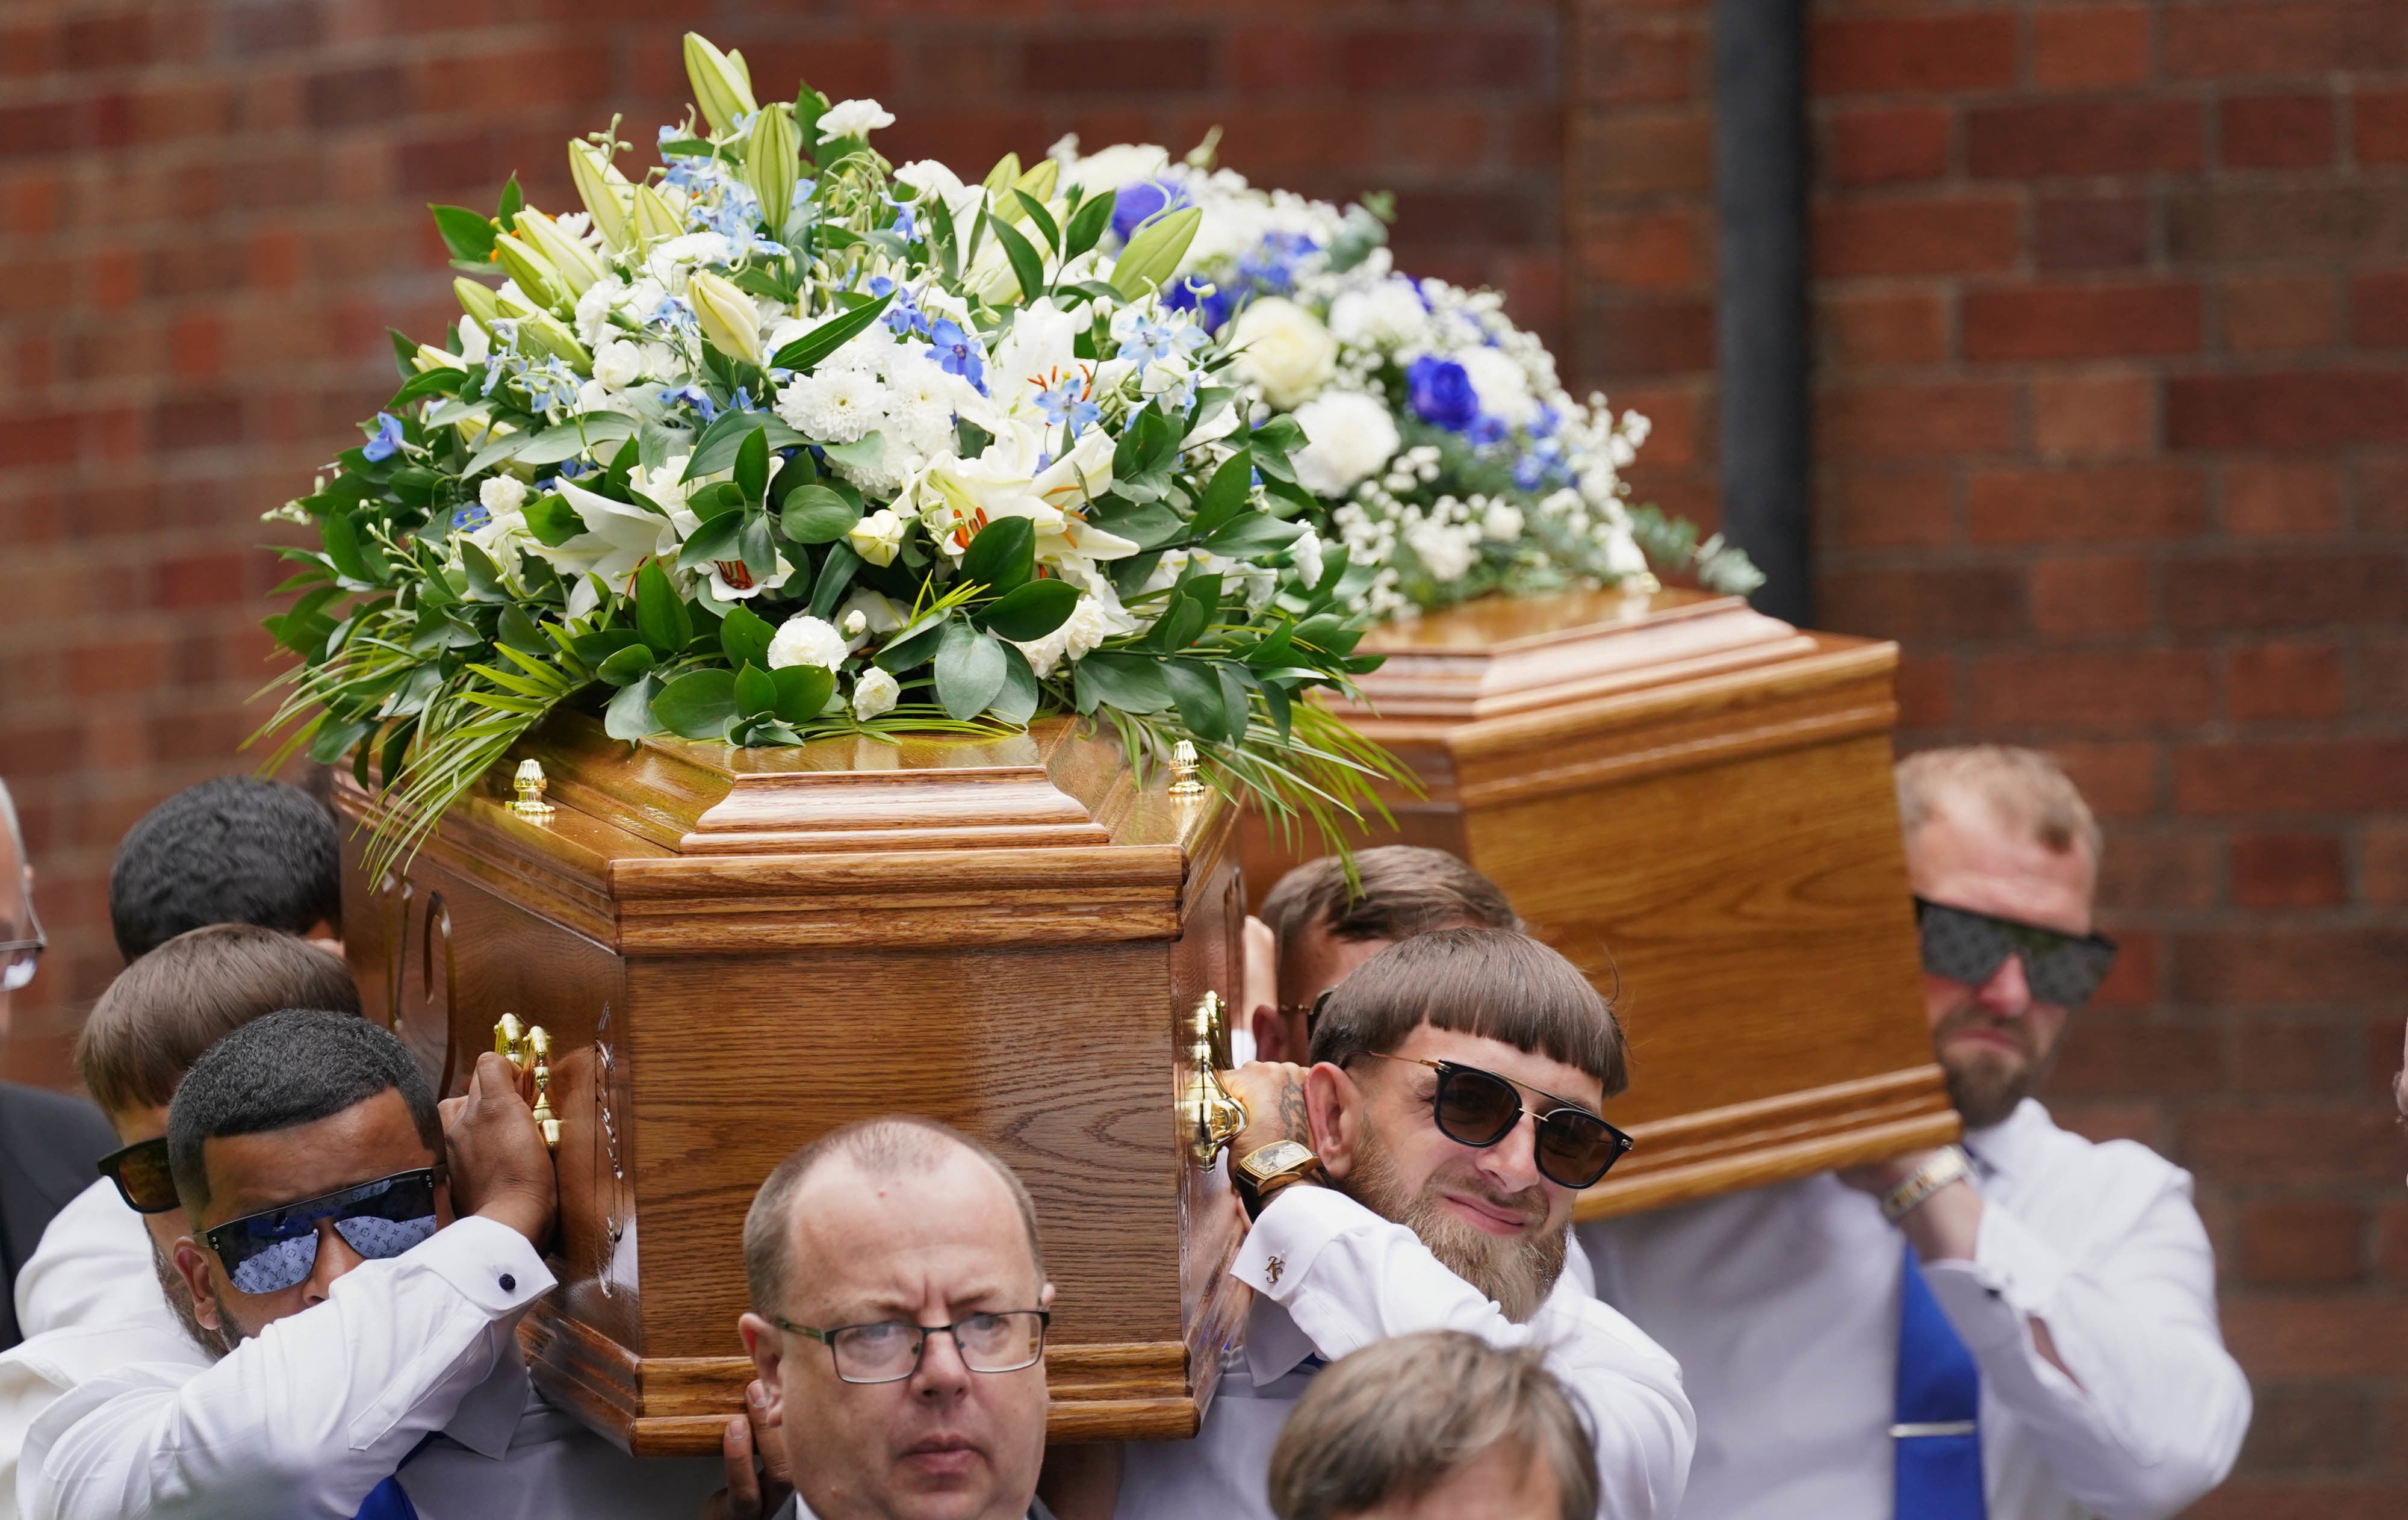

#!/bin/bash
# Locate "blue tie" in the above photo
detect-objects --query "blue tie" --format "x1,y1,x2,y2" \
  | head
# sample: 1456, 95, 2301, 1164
352, 1434, 439, 1520
1893, 1244, 1984, 1520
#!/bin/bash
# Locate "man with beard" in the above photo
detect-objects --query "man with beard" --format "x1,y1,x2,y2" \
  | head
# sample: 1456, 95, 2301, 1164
0, 926, 362, 1513
1102, 927, 1692, 1520
1581, 746, 2251, 1520
18, 1009, 716, 1519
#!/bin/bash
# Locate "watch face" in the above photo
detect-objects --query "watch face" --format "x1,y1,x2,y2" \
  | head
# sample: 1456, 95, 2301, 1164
1241, 1141, 1314, 1181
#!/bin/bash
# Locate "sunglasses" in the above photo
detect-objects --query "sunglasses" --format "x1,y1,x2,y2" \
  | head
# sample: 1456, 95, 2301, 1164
0, 930, 42, 994
1352, 1053, 1634, 1190
204, 1167, 445, 1296
1915, 898, 2118, 1009
98, 1136, 179, 1214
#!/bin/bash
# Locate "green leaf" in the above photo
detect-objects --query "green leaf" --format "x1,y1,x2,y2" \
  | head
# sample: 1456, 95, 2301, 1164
767, 292, 896, 373
1010, 189, 1060, 251
676, 512, 746, 572
781, 485, 860, 544
1162, 660, 1232, 742
596, 642, 656, 686
523, 492, 585, 547
875, 615, 949, 672
992, 644, 1041, 724
809, 542, 861, 619
387, 328, 418, 379
1072, 651, 1171, 716
973, 577, 1078, 641
458, 541, 506, 601
320, 512, 371, 583
1090, 498, 1185, 551
733, 661, 778, 720
989, 213, 1047, 306
1201, 512, 1309, 557
1063, 190, 1114, 264
429, 205, 497, 262
652, 669, 736, 740
771, 663, 835, 724
569, 627, 644, 666
604, 672, 662, 739
309, 717, 373, 767
1149, 586, 1210, 652
934, 621, 1008, 721
495, 172, 523, 230
1190, 450, 1257, 540
819, 430, 886, 476
1260, 681, 1292, 742
958, 515, 1034, 594
737, 516, 778, 583
732, 427, 770, 507
683, 414, 807, 480
635, 560, 693, 656
922, 193, 960, 282
721, 602, 775, 668
388, 367, 467, 408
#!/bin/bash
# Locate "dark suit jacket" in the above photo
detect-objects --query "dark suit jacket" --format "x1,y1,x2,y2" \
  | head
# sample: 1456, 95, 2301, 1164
0, 1082, 119, 1351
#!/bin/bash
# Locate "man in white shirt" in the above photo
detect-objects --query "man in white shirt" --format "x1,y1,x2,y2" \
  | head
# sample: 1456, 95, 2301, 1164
20, 1008, 716, 1519
1092, 927, 1693, 1520
713, 1115, 1061, 1520
1582, 745, 2251, 1520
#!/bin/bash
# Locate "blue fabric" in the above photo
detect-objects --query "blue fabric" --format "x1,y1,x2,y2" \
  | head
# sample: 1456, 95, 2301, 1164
351, 1433, 439, 1520
1895, 1244, 1985, 1520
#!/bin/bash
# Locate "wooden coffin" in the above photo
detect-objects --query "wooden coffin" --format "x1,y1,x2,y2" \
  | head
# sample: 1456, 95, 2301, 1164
1237, 587, 1960, 1223
335, 716, 1250, 1456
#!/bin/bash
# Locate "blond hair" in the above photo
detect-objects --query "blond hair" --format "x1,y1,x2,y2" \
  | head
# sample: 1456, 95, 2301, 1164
1896, 745, 2102, 871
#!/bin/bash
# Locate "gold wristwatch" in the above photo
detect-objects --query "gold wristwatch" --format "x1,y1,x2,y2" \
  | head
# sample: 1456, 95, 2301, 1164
1233, 1141, 1327, 1221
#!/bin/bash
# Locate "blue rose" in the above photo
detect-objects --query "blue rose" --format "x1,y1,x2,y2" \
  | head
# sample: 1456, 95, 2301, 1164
1406, 356, 1479, 432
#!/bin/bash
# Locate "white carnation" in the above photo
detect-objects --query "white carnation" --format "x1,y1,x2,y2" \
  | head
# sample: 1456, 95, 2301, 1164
1291, 391, 1400, 498
1229, 297, 1337, 410
775, 368, 888, 444
592, 338, 647, 390
818, 99, 895, 141
766, 615, 848, 673
849, 666, 901, 720
479, 476, 528, 514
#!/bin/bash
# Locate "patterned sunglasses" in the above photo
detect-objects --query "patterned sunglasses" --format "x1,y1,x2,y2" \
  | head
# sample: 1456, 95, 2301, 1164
204, 1167, 446, 1295
1914, 898, 2117, 1010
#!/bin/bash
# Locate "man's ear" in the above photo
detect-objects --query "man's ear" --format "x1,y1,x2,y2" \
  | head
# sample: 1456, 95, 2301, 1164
1303, 1062, 1364, 1182
172, 1238, 220, 1330
1040, 1280, 1057, 1311
1248, 1005, 1290, 1064
737, 1313, 787, 1424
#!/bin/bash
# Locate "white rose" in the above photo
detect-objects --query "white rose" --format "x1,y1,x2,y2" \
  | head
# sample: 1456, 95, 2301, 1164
850, 666, 901, 720
818, 99, 896, 142
1457, 346, 1538, 428
1291, 391, 1400, 498
846, 507, 907, 568
592, 339, 647, 390
1327, 279, 1429, 350
1229, 297, 1337, 410
479, 475, 529, 514
766, 614, 848, 672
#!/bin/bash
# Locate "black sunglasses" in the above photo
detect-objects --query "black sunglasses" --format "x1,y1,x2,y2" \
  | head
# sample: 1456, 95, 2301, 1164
204, 1167, 446, 1296
98, 1136, 179, 1215
1914, 898, 2118, 1009
1352, 1053, 1634, 1190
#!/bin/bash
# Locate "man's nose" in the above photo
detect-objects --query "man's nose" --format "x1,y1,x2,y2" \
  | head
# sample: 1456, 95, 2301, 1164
911, 1325, 975, 1399
1476, 1111, 1545, 1193
1977, 951, 2034, 1016
302, 1218, 365, 1305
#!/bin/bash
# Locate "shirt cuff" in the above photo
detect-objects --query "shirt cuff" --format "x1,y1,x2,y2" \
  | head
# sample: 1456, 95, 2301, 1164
1921, 1200, 2070, 1357
1229, 1185, 1384, 1304
414, 1215, 555, 1315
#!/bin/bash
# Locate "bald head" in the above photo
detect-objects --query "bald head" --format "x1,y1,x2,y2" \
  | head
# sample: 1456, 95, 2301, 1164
743, 1117, 1044, 1319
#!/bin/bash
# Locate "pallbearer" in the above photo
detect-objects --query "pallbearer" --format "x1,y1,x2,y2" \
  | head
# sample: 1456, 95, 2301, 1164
1582, 747, 2250, 1520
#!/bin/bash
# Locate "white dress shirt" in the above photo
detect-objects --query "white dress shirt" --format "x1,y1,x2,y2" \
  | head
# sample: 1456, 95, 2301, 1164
20, 1215, 718, 1520
1580, 1099, 2250, 1520
0, 1309, 208, 1520
13, 1180, 158, 1343
1114, 1185, 1695, 1520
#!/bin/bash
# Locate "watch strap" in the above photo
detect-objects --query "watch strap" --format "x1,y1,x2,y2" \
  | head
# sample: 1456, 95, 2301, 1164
1881, 1145, 1973, 1225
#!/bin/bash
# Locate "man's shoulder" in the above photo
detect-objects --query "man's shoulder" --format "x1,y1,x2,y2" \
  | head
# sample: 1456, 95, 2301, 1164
0, 1086, 116, 1211
1, 1315, 207, 1391
2000, 1100, 2193, 1196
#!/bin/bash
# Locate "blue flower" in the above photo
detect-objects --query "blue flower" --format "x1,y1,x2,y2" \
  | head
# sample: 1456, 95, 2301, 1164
1466, 414, 1507, 447
1406, 356, 1479, 432
1528, 405, 1561, 439
1235, 231, 1317, 296
927, 318, 987, 394
1111, 179, 1188, 243
1036, 377, 1099, 436
450, 502, 490, 532
1116, 315, 1178, 367
649, 295, 697, 333
362, 412, 405, 462
659, 384, 721, 423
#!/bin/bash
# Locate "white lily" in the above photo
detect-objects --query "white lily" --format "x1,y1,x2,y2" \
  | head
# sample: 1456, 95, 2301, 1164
531, 477, 684, 619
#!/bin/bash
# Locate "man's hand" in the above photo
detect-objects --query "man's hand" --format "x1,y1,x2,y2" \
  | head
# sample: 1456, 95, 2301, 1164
702, 1382, 792, 1520
1224, 1062, 1312, 1159
444, 1051, 557, 1249
1837, 1150, 1937, 1197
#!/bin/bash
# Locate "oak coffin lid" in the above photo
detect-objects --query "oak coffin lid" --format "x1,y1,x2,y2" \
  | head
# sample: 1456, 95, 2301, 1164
370, 712, 1227, 955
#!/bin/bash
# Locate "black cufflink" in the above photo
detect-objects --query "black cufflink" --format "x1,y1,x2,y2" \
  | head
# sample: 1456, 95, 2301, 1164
500, 1273, 517, 1292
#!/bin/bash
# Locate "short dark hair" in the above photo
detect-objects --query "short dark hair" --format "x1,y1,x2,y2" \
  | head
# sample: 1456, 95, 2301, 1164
1259, 846, 1521, 964
1308, 928, 1627, 1098
111, 777, 343, 961
167, 1008, 439, 1216
78, 924, 361, 1116
1268, 1330, 1598, 1520
743, 1116, 1044, 1317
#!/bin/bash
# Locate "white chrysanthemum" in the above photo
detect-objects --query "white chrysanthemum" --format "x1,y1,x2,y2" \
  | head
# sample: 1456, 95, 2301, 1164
1327, 279, 1430, 351
479, 476, 528, 514
767, 614, 848, 673
1291, 391, 1400, 498
776, 368, 888, 444
850, 666, 901, 719
818, 99, 895, 141
881, 352, 974, 458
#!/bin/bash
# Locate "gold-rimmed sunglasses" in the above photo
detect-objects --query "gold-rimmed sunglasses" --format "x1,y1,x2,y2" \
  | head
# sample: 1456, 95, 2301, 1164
1348, 1052, 1634, 1190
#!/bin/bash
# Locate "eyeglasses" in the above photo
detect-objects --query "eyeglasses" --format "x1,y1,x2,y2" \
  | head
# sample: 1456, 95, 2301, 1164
204, 1166, 445, 1295
1914, 898, 2118, 1010
765, 1309, 1050, 1385
1350, 1053, 1634, 1190
98, 1136, 179, 1214
0, 931, 43, 994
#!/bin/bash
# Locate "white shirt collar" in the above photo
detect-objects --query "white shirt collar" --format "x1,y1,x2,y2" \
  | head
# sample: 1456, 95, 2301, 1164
1961, 1096, 2049, 1181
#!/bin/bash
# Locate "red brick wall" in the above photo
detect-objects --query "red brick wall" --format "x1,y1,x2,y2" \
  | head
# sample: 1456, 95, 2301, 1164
1784, 0, 2407, 1510
0, 0, 1562, 1083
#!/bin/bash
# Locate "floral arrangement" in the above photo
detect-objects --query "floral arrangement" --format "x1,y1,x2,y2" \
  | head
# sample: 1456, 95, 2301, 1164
259, 35, 1400, 872
1048, 138, 1762, 622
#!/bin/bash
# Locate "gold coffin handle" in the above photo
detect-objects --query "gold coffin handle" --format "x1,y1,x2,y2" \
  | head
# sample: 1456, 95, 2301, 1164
1179, 991, 1247, 1165
492, 1014, 562, 1150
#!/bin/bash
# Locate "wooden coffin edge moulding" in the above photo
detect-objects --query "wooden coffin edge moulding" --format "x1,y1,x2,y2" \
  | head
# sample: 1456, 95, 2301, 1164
1236, 586, 1962, 1223
337, 715, 1255, 1456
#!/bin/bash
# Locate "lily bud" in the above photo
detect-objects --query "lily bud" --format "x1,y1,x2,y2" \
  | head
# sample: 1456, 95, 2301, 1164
517, 208, 606, 298
683, 33, 757, 138
982, 152, 1022, 197
1112, 205, 1203, 300
631, 182, 683, 247
689, 269, 765, 367
995, 157, 1059, 228
569, 141, 633, 253
491, 284, 592, 372
743, 104, 799, 238
453, 278, 502, 332
492, 234, 567, 312
413, 343, 459, 373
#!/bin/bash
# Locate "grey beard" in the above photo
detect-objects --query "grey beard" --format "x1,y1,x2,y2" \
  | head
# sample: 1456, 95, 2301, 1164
1342, 1121, 1565, 1323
